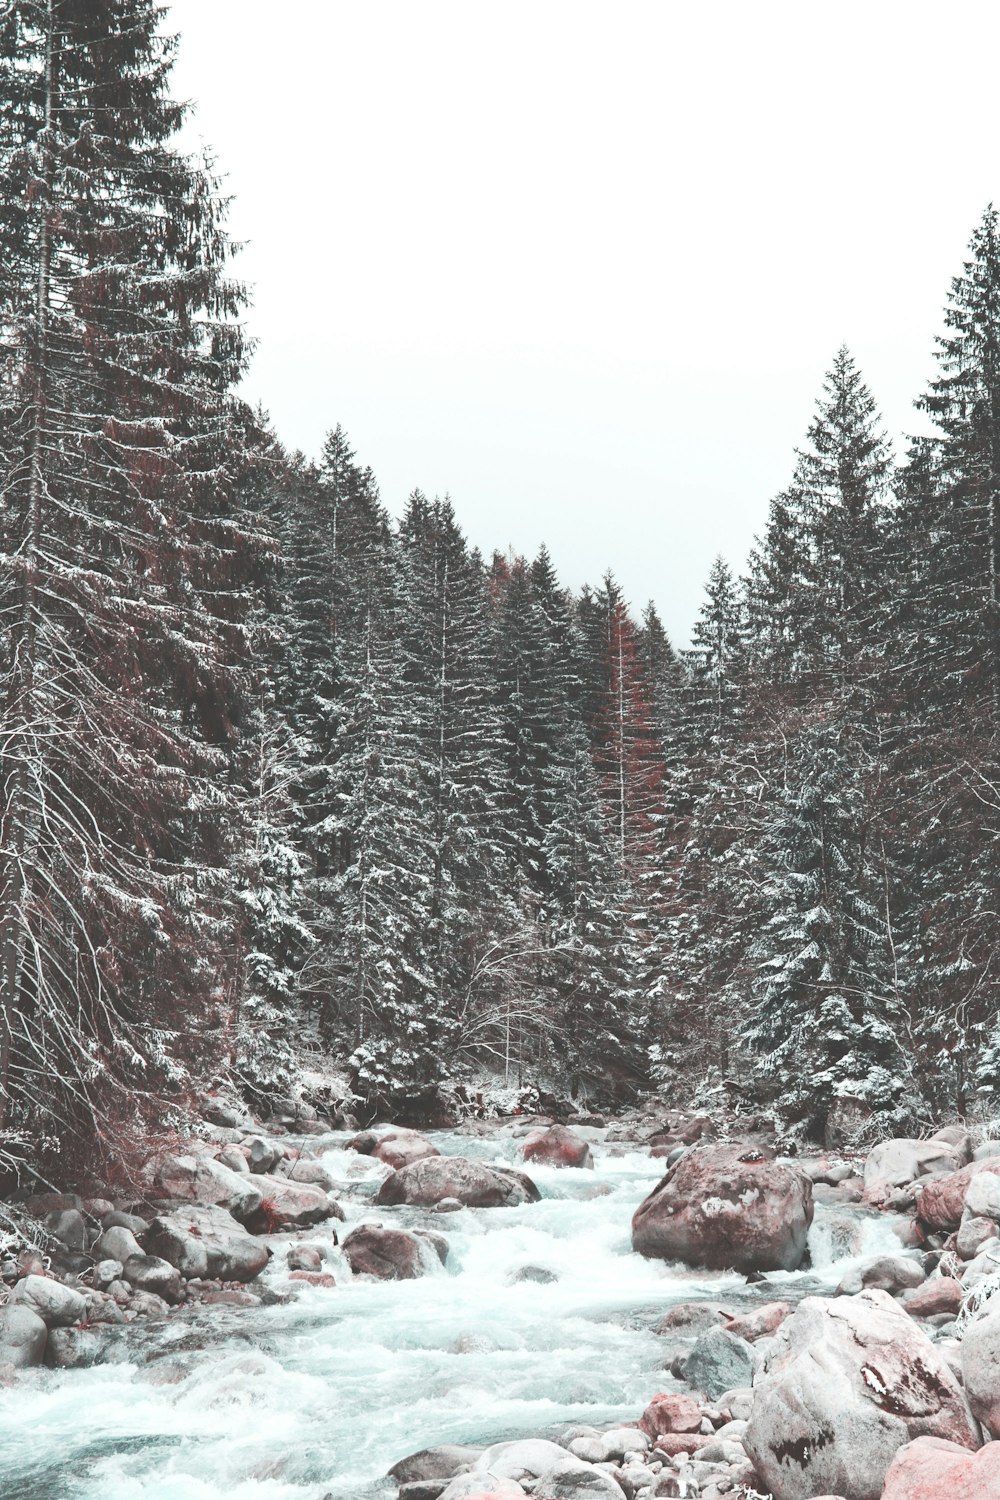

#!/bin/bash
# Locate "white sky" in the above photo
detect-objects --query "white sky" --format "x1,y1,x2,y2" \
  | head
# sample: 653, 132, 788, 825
168, 0, 999, 645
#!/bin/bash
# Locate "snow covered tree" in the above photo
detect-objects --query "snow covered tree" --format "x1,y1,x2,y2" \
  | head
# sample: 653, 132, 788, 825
0, 0, 267, 1164
743, 716, 910, 1137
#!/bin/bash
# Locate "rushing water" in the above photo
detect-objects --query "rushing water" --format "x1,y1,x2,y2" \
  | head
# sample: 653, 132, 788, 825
0, 1126, 904, 1500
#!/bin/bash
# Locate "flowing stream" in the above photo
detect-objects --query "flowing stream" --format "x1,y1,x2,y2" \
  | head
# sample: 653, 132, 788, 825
0, 1126, 904, 1500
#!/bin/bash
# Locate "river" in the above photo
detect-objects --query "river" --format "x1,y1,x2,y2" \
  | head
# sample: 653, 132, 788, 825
0, 1124, 903, 1500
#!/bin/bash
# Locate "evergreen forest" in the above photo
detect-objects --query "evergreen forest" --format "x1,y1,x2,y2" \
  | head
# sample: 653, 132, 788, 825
3, 0, 1000, 1178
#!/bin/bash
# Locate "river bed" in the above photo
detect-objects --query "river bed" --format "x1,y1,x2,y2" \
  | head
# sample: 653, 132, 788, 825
0, 1125, 903, 1500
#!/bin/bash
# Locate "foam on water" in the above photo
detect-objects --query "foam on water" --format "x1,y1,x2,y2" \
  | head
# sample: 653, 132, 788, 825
0, 1127, 899, 1500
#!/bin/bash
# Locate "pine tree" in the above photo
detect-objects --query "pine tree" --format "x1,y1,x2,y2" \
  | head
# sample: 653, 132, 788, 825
0, 1, 267, 1163
743, 716, 910, 1136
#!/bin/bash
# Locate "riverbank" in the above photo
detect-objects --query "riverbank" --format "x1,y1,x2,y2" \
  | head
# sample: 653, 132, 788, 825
1, 1102, 999, 1499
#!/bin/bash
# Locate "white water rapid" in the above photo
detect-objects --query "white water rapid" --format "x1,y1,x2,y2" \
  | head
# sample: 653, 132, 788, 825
0, 1126, 905, 1500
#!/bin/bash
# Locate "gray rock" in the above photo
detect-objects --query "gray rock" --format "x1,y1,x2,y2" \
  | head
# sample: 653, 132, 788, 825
247, 1136, 284, 1174
46, 1325, 127, 1368
957, 1216, 998, 1260
837, 1253, 925, 1297
0, 1306, 48, 1367
151, 1152, 263, 1221
216, 1145, 251, 1174
439, 1478, 523, 1500
388, 1444, 482, 1485
102, 1210, 149, 1236
94, 1226, 143, 1263
375, 1156, 540, 1209
342, 1224, 442, 1280
960, 1304, 1000, 1437
10, 1275, 87, 1328
246, 1173, 337, 1229
44, 1209, 87, 1251
282, 1158, 337, 1191
92, 1259, 124, 1290
973, 1140, 1000, 1161
533, 1456, 626, 1500
122, 1253, 183, 1303
474, 1439, 573, 1482
744, 1290, 979, 1500
127, 1289, 171, 1318
685, 1327, 755, 1400
965, 1171, 1000, 1221
863, 1137, 966, 1205
146, 1204, 269, 1282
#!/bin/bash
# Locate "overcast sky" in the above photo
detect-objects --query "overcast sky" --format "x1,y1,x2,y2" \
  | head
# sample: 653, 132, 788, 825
168, 0, 998, 645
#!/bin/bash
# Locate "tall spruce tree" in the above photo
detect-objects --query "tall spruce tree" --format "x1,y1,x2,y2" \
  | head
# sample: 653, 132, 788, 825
0, 1, 266, 1163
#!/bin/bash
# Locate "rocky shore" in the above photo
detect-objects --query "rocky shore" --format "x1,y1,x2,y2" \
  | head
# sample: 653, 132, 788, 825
3, 1096, 1000, 1500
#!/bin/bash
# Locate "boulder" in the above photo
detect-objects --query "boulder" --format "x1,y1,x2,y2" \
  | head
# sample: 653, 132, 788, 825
388, 1445, 482, 1486
863, 1138, 965, 1206
631, 1143, 813, 1273
521, 1124, 593, 1169
964, 1172, 1000, 1222
216, 1145, 251, 1174
44, 1209, 87, 1251
685, 1326, 755, 1399
532, 1455, 625, 1500
122, 1253, 183, 1303
245, 1173, 336, 1230
246, 1136, 284, 1174
46, 1325, 127, 1369
957, 1217, 998, 1260
342, 1225, 442, 1280
151, 1152, 263, 1221
917, 1161, 1000, 1232
960, 1305, 1000, 1436
375, 1156, 540, 1209
10, 1275, 87, 1328
102, 1210, 149, 1236
474, 1439, 572, 1483
726, 1301, 791, 1342
655, 1301, 734, 1337
640, 1392, 703, 1437
282, 1158, 337, 1192
146, 1204, 270, 1282
373, 1131, 441, 1171
836, 1254, 925, 1297
0, 1306, 47, 1367
744, 1290, 979, 1500
439, 1479, 523, 1500
881, 1435, 1000, 1500
94, 1225, 143, 1263
902, 1277, 965, 1318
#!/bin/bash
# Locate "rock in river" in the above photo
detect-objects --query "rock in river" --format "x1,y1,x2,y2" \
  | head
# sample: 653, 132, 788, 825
375, 1156, 540, 1208
631, 1142, 813, 1272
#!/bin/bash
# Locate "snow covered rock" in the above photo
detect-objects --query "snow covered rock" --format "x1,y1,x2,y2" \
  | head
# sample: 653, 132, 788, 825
146, 1204, 270, 1281
10, 1275, 87, 1328
521, 1124, 593, 1169
743, 1290, 979, 1500
0, 1306, 47, 1367
375, 1156, 540, 1208
342, 1224, 444, 1280
916, 1160, 1000, 1232
631, 1143, 813, 1272
151, 1152, 263, 1221
881, 1435, 1000, 1500
862, 1138, 965, 1206
960, 1304, 1000, 1436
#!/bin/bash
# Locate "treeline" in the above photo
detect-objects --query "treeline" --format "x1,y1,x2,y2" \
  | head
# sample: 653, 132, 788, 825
2, 3, 1000, 1174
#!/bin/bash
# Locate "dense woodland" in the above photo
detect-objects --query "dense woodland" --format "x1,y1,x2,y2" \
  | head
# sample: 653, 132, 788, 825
2, 2, 1000, 1178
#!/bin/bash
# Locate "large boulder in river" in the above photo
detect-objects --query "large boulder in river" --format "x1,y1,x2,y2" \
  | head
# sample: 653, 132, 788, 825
342, 1224, 444, 1280
375, 1155, 540, 1208
743, 1290, 979, 1500
631, 1143, 813, 1272
521, 1124, 593, 1169
146, 1204, 270, 1282
863, 1137, 966, 1206
881, 1436, 1000, 1500
244, 1173, 336, 1231
151, 1152, 263, 1221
